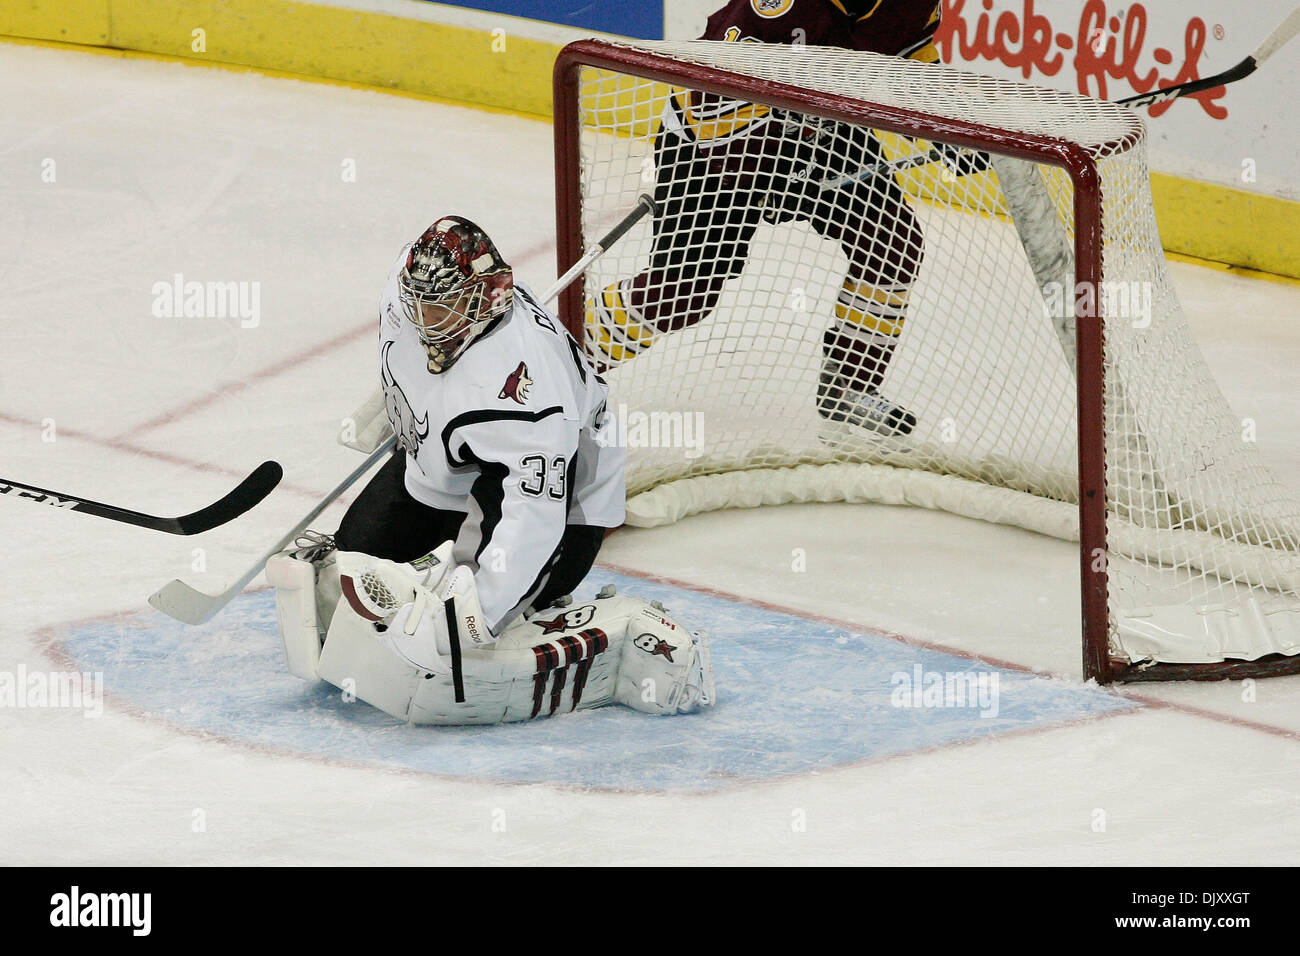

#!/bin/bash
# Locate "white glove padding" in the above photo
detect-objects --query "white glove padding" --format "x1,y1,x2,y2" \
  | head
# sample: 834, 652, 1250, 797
440, 566, 496, 650
382, 587, 453, 675
377, 565, 497, 675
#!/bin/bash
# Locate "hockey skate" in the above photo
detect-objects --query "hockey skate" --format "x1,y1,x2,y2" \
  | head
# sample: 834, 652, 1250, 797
815, 363, 917, 441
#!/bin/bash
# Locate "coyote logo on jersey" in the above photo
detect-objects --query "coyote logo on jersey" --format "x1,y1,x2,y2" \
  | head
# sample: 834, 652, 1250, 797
499, 361, 533, 404
633, 632, 677, 662
381, 340, 429, 453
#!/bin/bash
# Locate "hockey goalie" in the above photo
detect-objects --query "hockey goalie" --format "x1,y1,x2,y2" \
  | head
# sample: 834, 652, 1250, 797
266, 217, 714, 724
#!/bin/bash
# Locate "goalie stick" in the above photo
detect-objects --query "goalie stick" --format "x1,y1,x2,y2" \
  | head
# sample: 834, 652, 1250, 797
149, 194, 658, 625
821, 5, 1300, 192
0, 461, 282, 536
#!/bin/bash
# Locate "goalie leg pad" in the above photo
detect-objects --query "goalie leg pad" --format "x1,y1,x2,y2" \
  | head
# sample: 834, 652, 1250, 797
268, 534, 345, 683
614, 605, 714, 715
317, 589, 424, 721
406, 593, 716, 724
305, 550, 719, 725
267, 553, 324, 683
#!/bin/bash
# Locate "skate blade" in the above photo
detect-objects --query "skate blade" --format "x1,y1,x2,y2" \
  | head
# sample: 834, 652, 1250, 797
817, 419, 916, 457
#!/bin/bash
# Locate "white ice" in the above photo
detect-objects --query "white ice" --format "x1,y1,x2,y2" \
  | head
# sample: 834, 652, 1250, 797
1, 42, 1298, 865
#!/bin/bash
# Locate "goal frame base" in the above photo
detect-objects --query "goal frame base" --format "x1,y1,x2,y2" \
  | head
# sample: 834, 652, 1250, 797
1110, 654, 1300, 684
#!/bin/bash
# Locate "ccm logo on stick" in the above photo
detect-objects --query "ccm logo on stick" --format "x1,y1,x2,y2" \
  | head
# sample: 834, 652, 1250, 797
0, 483, 76, 508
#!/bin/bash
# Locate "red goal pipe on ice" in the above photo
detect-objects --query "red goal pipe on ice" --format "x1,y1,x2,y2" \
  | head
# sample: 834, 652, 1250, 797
551, 39, 1300, 685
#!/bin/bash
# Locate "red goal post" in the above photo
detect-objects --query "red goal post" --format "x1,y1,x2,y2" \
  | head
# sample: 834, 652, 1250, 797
551, 38, 1300, 685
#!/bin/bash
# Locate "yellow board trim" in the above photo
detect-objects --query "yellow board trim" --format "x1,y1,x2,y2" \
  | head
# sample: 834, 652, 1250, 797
1150, 172, 1300, 279
2, 0, 1297, 279
0, 0, 558, 117
0, 0, 109, 45
0, 32, 551, 125
1164, 250, 1300, 288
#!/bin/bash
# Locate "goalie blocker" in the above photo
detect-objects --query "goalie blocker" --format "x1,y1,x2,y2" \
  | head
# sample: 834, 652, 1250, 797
266, 540, 714, 725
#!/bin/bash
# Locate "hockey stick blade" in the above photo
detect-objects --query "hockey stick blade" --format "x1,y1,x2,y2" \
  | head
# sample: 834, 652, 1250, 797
148, 575, 242, 626
149, 438, 395, 625
0, 461, 282, 536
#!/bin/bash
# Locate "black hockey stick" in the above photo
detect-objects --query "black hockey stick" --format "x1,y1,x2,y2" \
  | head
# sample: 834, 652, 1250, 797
150, 447, 386, 623
0, 461, 283, 536
822, 5, 1300, 191
559, 193, 658, 284
1117, 6, 1300, 109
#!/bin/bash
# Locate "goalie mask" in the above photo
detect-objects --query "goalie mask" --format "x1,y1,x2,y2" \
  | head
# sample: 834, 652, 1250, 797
399, 216, 514, 373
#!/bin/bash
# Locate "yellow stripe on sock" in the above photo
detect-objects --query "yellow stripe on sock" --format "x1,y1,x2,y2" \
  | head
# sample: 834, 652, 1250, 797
601, 285, 656, 345
841, 278, 910, 309
907, 43, 940, 64
834, 302, 906, 337
586, 320, 631, 363
586, 285, 652, 364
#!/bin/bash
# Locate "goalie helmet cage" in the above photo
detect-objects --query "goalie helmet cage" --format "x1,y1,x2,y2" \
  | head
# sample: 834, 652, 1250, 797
552, 38, 1300, 685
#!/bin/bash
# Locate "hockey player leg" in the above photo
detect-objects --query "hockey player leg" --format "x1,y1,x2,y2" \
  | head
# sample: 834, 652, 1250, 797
811, 159, 924, 440
584, 128, 762, 370
585, 277, 662, 368
513, 590, 714, 718
279, 543, 716, 725
817, 308, 917, 438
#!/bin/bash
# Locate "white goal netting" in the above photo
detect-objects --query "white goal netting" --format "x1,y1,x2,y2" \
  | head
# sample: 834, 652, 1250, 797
564, 40, 1300, 675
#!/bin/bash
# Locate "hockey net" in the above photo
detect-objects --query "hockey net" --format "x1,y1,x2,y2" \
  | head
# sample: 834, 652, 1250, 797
552, 39, 1300, 683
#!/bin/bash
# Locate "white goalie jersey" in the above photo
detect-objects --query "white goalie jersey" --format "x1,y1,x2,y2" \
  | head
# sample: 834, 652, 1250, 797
378, 250, 625, 634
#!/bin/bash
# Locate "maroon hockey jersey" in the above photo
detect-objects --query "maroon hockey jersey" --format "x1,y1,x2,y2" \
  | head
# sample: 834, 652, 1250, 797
700, 0, 941, 61
670, 0, 942, 146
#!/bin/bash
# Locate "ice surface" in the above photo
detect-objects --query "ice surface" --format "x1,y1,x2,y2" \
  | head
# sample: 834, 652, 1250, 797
2, 43, 1298, 865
